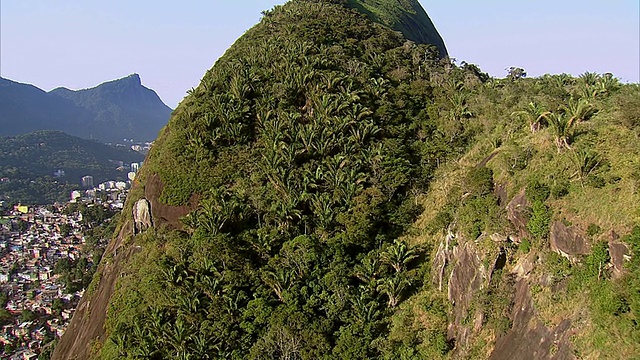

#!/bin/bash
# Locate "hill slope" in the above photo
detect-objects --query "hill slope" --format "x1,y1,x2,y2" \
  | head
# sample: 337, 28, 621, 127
346, 0, 448, 57
51, 74, 173, 142
52, 0, 640, 359
0, 130, 144, 204
0, 74, 172, 143
0, 77, 91, 137
53, 1, 452, 358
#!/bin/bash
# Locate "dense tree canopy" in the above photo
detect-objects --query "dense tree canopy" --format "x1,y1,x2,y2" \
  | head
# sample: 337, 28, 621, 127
100, 1, 471, 358
61, 0, 640, 359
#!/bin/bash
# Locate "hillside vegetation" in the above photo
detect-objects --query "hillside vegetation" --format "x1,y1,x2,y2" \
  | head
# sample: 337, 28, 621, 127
345, 0, 448, 58
52, 0, 640, 359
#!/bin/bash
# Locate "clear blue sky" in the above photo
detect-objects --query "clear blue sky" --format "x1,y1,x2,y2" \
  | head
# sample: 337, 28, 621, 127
1, 1, 638, 108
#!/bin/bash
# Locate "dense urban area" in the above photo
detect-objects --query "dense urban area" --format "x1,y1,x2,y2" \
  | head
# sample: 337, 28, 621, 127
0, 175, 133, 359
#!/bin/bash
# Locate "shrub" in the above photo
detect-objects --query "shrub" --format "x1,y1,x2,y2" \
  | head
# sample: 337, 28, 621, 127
551, 180, 570, 199
527, 201, 551, 241
583, 241, 610, 279
586, 175, 606, 188
526, 179, 550, 203
615, 86, 640, 129
518, 238, 531, 253
505, 146, 534, 172
586, 223, 602, 237
464, 167, 494, 196
429, 210, 453, 234
458, 194, 502, 240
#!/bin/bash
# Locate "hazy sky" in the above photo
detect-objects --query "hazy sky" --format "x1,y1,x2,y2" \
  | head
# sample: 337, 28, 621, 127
1, 1, 638, 108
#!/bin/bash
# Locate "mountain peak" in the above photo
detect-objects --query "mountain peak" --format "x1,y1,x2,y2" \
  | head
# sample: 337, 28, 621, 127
346, 0, 448, 57
118, 73, 142, 86
1, 75, 171, 143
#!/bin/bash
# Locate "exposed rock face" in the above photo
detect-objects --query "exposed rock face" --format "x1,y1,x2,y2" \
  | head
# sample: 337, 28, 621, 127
512, 253, 535, 279
609, 230, 630, 279
144, 173, 200, 230
52, 219, 138, 360
52, 174, 199, 359
133, 198, 152, 234
432, 230, 455, 291
494, 183, 508, 208
550, 221, 590, 260
447, 241, 482, 310
489, 280, 574, 360
507, 189, 530, 239
446, 239, 493, 351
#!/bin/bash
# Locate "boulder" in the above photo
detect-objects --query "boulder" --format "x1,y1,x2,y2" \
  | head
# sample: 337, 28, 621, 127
511, 253, 535, 279
608, 230, 630, 279
133, 198, 152, 234
489, 280, 574, 360
506, 189, 530, 238
550, 222, 590, 260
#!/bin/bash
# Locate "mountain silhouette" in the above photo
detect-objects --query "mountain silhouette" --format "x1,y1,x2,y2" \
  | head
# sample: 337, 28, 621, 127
0, 74, 172, 143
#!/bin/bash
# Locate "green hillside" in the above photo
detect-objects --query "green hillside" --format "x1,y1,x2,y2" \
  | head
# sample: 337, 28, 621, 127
345, 0, 448, 57
51, 0, 640, 359
0, 131, 144, 204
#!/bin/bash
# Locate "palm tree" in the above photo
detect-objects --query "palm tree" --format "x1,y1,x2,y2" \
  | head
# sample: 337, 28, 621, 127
354, 256, 380, 289
263, 268, 292, 302
538, 98, 595, 152
165, 318, 192, 357
449, 93, 472, 122
571, 148, 602, 187
190, 333, 211, 359
576, 71, 609, 98
564, 97, 597, 123
377, 275, 409, 307
369, 77, 389, 99
511, 102, 546, 133
177, 291, 201, 316
538, 112, 573, 151
162, 262, 189, 287
310, 193, 333, 229
131, 321, 158, 358
381, 240, 419, 273
350, 291, 380, 322
111, 328, 130, 358
595, 73, 619, 96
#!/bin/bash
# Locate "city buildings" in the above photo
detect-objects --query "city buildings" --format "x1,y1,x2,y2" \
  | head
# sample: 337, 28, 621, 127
0, 181, 128, 357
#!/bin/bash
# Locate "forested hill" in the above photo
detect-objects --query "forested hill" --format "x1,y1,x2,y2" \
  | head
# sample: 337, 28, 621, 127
0, 130, 144, 204
345, 0, 448, 57
0, 74, 172, 143
50, 74, 173, 142
53, 0, 640, 359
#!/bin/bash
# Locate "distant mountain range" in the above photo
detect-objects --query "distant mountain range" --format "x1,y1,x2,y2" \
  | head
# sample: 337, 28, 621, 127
0, 130, 145, 204
0, 74, 172, 143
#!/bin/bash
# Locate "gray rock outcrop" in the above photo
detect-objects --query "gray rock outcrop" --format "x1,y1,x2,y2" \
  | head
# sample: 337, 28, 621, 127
133, 198, 152, 234
550, 221, 590, 260
507, 189, 530, 239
